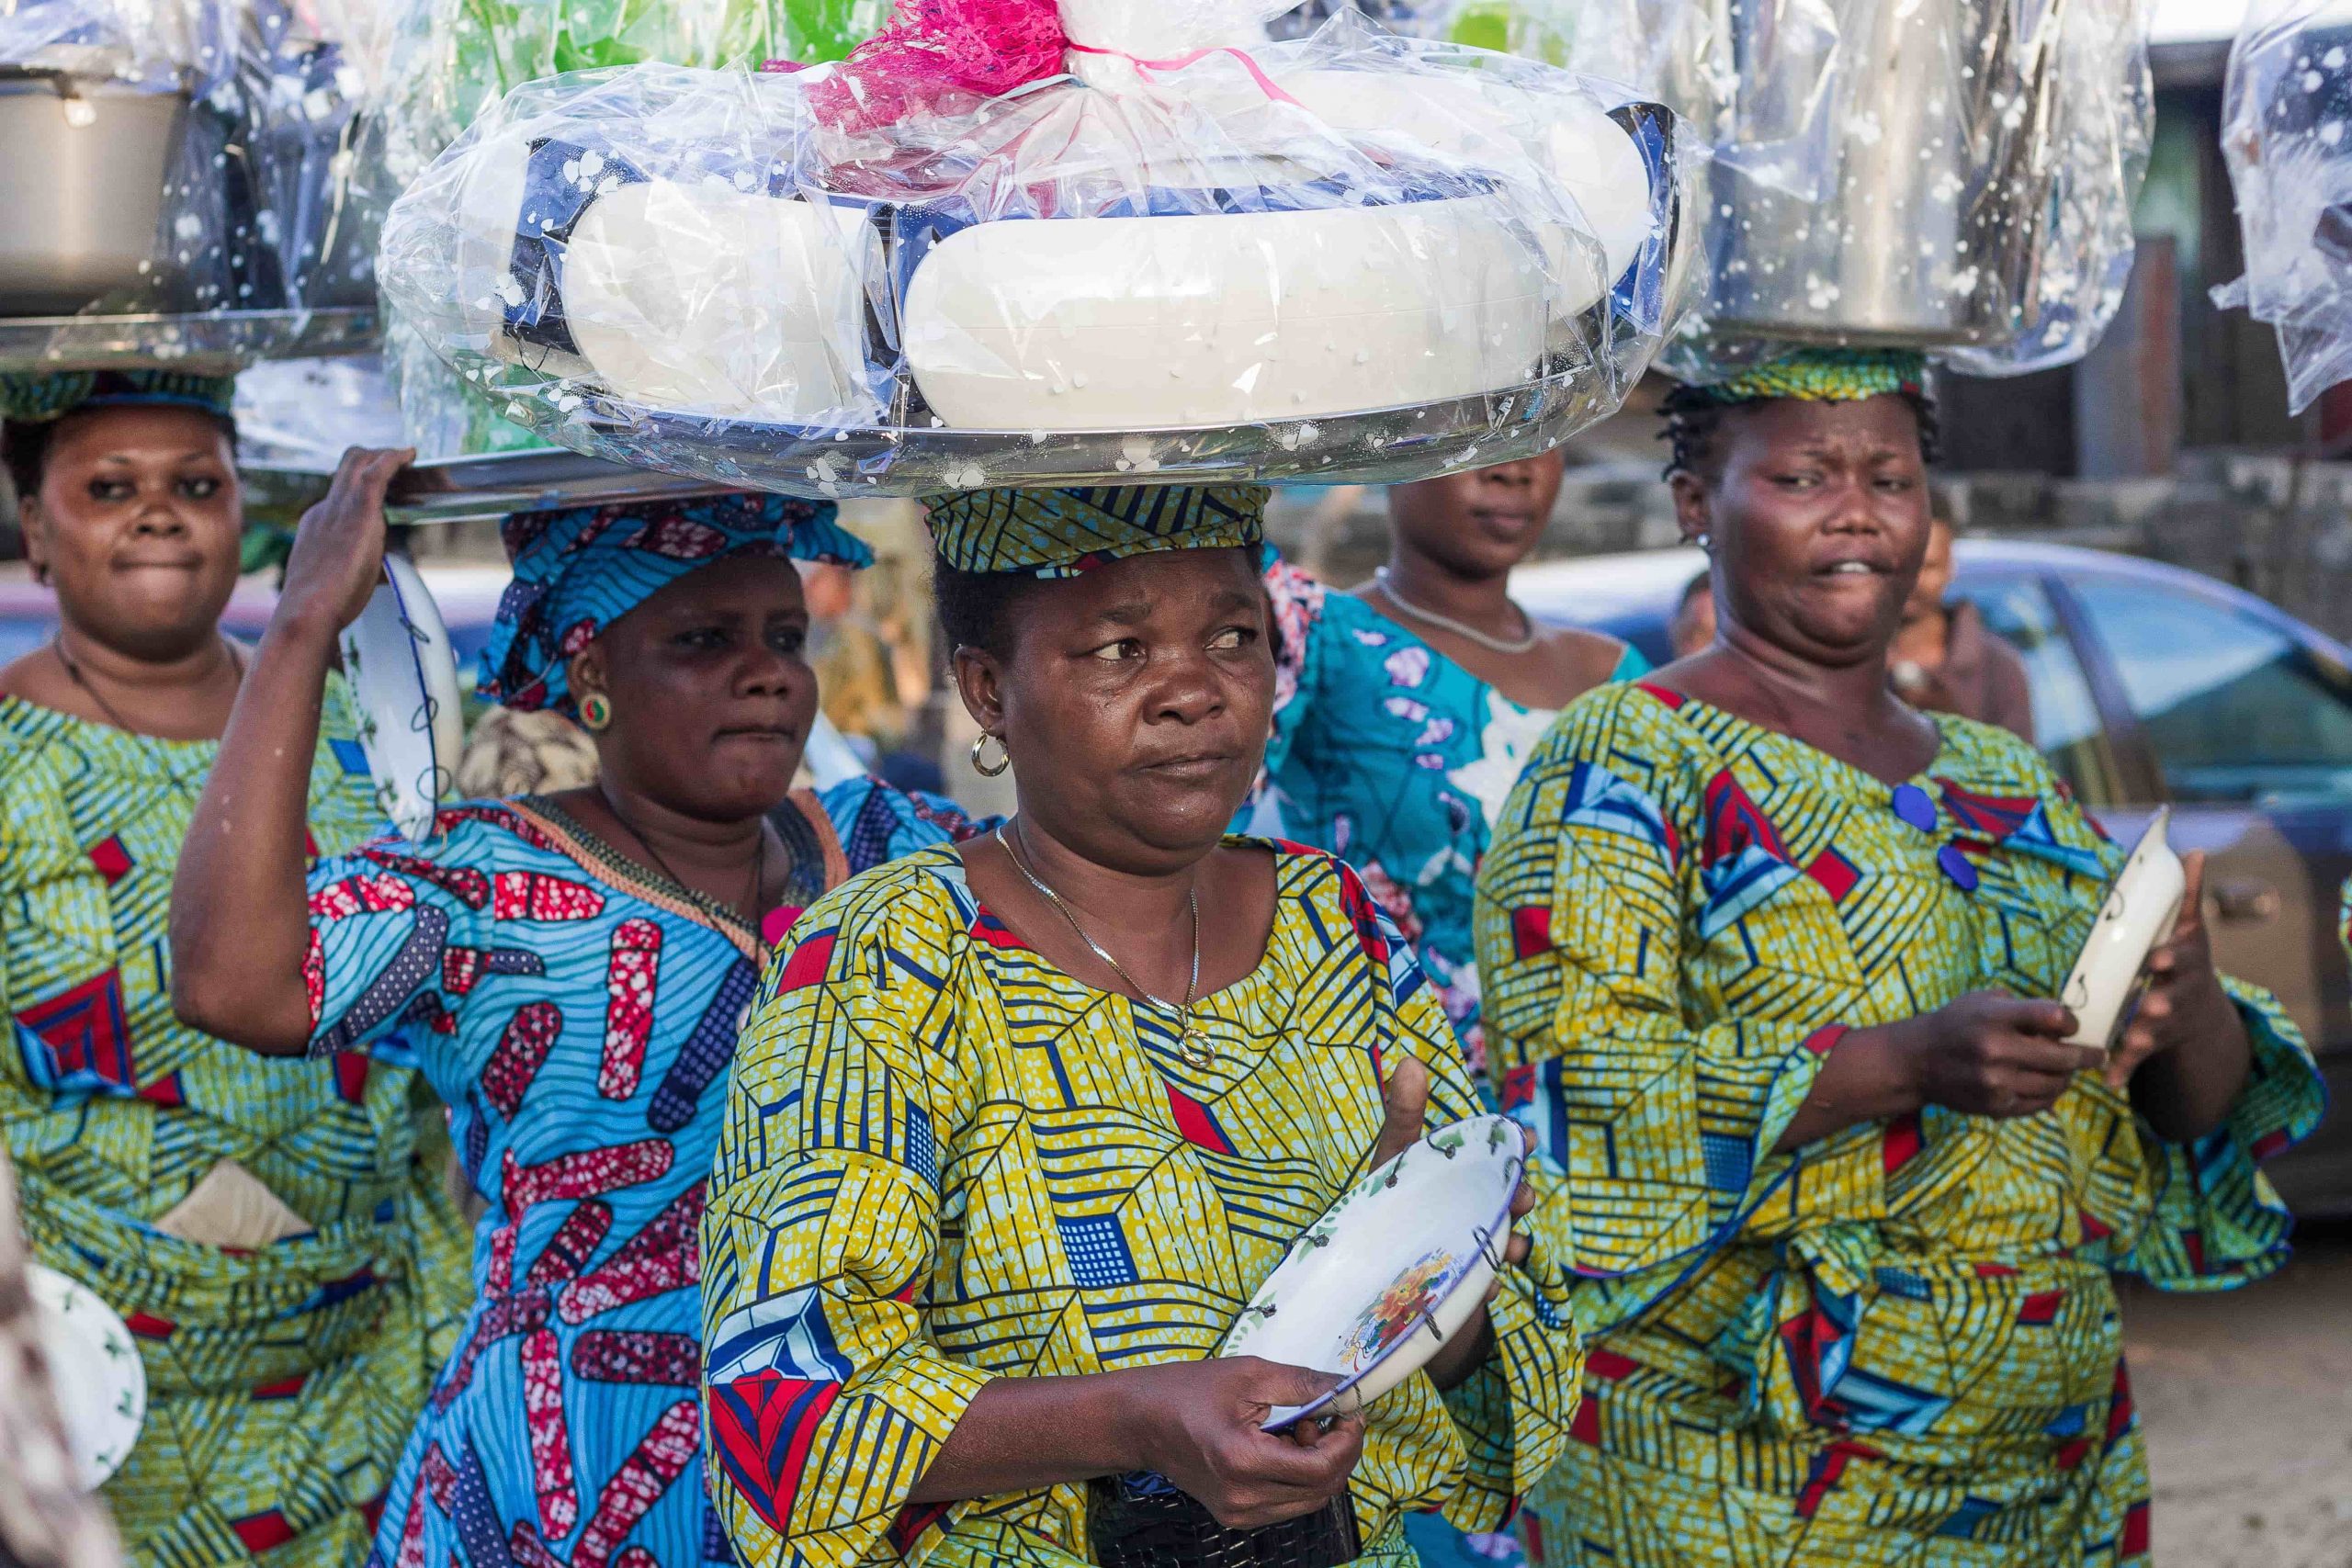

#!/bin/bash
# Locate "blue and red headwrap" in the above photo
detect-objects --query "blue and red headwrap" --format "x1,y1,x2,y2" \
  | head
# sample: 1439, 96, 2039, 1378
478, 492, 873, 715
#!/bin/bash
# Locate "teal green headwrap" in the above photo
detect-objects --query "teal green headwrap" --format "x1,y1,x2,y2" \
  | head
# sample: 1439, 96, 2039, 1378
924, 485, 1268, 578
0, 369, 236, 424
1684, 347, 1928, 406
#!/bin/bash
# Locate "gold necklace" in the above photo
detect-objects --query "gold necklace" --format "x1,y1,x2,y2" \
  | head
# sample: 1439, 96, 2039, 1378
996, 822, 1209, 1069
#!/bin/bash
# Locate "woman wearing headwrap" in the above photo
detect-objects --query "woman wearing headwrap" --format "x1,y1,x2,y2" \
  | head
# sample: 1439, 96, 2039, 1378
1253, 454, 1645, 1092
703, 484, 1578, 1568
1475, 351, 2324, 1565
0, 378, 468, 1565
170, 451, 979, 1567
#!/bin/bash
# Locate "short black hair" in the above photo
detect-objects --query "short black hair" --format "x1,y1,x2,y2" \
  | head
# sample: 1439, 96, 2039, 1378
4, 406, 239, 502
933, 559, 1047, 660
1657, 383, 1941, 483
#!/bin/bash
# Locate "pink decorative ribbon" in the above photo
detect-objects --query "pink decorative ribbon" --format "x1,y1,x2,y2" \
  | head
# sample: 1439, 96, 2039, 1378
1063, 40, 1305, 107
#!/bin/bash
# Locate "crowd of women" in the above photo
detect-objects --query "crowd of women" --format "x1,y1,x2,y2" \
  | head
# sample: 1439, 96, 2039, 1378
0, 346, 2324, 1568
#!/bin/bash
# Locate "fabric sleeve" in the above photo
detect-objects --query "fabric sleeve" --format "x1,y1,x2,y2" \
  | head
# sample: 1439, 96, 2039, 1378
1472, 701, 1839, 1328
1353, 882, 1580, 1532
1957, 738, 2324, 1292
303, 818, 499, 1077
700, 870, 993, 1568
2118, 978, 2326, 1291
1251, 554, 1331, 817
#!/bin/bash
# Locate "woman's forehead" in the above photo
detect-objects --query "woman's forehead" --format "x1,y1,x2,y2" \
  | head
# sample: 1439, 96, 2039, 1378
1728, 393, 1922, 450
1039, 547, 1261, 616
48, 404, 231, 460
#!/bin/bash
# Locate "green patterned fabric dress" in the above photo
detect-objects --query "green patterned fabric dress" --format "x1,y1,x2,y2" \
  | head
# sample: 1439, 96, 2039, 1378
1475, 682, 2324, 1566
0, 681, 471, 1567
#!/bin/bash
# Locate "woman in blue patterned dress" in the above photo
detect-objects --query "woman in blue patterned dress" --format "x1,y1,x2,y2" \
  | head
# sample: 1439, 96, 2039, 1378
170, 451, 978, 1568
1255, 455, 1645, 1086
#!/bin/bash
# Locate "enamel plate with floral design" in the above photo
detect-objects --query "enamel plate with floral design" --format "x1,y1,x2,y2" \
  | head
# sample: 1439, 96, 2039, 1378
339, 553, 466, 841
27, 1262, 146, 1488
1218, 1113, 1526, 1430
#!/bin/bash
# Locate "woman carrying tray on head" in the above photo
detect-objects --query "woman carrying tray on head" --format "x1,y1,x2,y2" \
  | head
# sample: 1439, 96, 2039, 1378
1475, 350, 2324, 1566
1252, 454, 1645, 1091
0, 375, 469, 1566
169, 453, 983, 1568
702, 485, 1580, 1568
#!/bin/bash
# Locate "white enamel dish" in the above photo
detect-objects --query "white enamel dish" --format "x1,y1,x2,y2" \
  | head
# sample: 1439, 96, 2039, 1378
2062, 807, 2188, 1050
27, 1262, 145, 1488
1219, 1113, 1526, 1430
340, 553, 465, 841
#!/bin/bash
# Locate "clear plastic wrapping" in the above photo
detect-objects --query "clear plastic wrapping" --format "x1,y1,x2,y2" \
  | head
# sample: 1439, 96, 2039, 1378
1453, 0, 2153, 380
351, 0, 885, 452
2216, 0, 2352, 415
377, 6, 1691, 496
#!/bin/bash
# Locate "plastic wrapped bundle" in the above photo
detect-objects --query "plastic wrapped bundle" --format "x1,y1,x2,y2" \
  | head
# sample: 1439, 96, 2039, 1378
1497, 0, 2154, 381
0, 0, 379, 329
376, 4, 1691, 496
2216, 0, 2352, 415
349, 0, 886, 455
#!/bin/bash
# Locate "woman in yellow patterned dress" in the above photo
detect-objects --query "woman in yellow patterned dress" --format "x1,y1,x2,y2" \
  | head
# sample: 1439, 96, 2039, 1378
1475, 351, 2325, 1567
703, 486, 1580, 1568
0, 377, 468, 1564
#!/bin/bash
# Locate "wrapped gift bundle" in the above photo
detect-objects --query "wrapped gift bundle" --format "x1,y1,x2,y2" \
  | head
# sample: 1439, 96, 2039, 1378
376, 1, 1694, 495
0, 0, 382, 338
2217, 0, 2352, 414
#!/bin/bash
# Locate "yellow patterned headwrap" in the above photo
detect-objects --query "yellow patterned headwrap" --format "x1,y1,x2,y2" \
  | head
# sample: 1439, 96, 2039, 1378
924, 485, 1268, 578
1690, 347, 1928, 405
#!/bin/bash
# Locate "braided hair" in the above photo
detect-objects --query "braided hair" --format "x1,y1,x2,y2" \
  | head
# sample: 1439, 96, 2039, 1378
1657, 380, 1942, 482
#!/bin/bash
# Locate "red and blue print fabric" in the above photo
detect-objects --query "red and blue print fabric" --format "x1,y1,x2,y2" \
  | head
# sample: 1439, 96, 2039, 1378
311, 780, 969, 1568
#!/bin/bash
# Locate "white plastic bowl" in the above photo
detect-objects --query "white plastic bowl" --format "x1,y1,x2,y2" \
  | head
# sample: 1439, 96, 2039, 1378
340, 553, 466, 842
561, 179, 874, 420
903, 197, 1549, 431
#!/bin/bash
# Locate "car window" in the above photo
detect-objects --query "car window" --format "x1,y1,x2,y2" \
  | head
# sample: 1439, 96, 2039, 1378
1950, 574, 2115, 803
2070, 573, 2352, 806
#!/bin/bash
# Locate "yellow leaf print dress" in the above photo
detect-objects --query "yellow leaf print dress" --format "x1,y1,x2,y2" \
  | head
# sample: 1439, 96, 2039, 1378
1476, 682, 2324, 1567
702, 840, 1581, 1567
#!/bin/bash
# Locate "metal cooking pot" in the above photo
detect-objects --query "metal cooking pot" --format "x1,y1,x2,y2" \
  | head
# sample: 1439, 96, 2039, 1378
0, 70, 186, 317
1683, 0, 2067, 347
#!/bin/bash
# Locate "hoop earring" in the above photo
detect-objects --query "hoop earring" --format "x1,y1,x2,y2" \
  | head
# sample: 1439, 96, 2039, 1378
578, 692, 614, 732
969, 731, 1009, 777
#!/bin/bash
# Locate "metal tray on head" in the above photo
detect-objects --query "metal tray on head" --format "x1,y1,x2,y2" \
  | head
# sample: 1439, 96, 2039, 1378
0, 307, 377, 375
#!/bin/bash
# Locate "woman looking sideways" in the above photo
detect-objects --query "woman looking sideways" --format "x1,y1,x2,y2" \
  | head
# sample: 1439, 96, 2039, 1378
171, 456, 976, 1567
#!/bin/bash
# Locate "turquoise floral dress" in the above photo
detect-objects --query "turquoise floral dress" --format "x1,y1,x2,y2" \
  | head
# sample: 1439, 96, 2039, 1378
1252, 558, 1645, 1076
